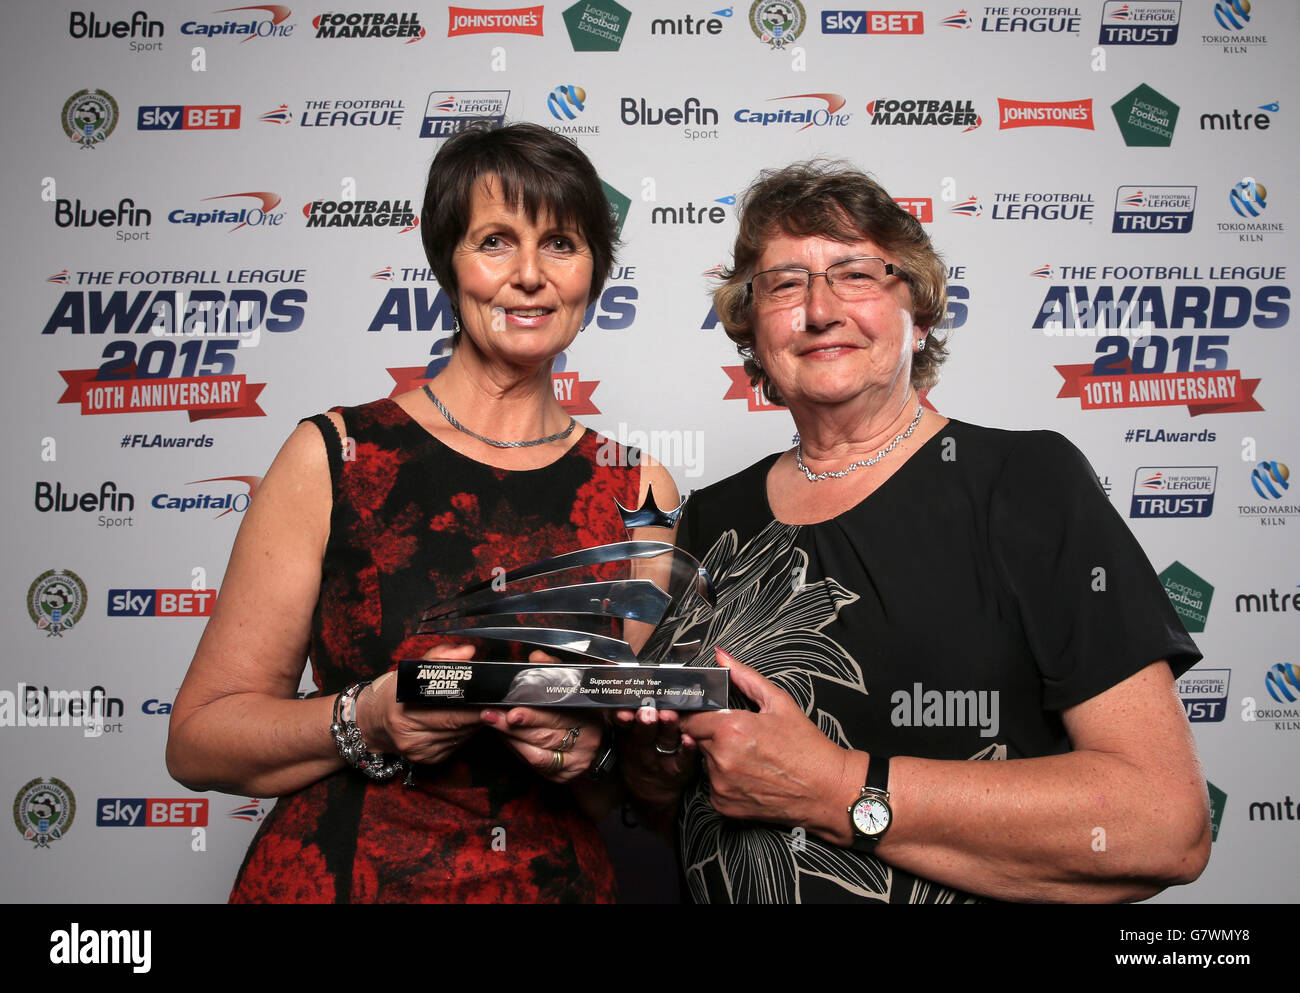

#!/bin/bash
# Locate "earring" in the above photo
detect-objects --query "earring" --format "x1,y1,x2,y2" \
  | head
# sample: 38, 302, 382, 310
916, 336, 927, 352
452, 317, 461, 334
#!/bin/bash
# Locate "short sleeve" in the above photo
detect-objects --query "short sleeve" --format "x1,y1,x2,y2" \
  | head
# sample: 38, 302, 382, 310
989, 431, 1201, 711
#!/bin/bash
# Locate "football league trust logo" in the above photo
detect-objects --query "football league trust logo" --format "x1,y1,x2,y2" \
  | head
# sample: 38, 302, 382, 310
28, 569, 87, 637
14, 777, 76, 848
62, 89, 119, 149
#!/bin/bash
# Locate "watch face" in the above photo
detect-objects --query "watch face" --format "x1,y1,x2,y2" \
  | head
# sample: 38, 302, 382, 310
851, 796, 890, 837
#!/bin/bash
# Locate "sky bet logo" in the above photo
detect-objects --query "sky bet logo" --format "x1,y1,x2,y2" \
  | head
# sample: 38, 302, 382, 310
107, 589, 216, 617
822, 11, 924, 33
97, 798, 208, 827
138, 105, 241, 130
1130, 466, 1217, 518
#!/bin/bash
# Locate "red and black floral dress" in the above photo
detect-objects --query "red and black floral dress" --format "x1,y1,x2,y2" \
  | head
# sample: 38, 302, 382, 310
229, 398, 638, 903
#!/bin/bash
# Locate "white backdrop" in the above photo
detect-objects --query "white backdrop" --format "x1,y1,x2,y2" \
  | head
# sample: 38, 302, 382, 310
3, 0, 1297, 902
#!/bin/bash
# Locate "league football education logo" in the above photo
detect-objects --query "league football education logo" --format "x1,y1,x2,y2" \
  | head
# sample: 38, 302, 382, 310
14, 777, 76, 848
62, 89, 119, 149
27, 569, 88, 637
749, 0, 806, 49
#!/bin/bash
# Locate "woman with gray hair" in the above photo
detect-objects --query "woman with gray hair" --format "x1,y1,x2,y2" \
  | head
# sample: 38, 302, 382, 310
622, 161, 1210, 903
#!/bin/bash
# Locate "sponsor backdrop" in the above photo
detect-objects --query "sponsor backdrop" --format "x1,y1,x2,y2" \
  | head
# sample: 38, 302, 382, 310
1, 1, 1296, 903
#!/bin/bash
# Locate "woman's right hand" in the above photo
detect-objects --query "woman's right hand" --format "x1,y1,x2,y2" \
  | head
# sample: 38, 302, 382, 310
356, 644, 483, 766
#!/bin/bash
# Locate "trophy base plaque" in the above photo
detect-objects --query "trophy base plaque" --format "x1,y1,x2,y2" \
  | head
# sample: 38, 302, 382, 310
397, 658, 729, 711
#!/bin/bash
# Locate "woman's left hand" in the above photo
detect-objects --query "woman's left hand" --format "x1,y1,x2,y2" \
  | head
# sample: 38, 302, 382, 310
679, 649, 857, 833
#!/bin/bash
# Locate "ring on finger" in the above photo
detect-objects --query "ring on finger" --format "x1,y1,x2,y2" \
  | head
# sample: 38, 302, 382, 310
550, 750, 565, 773
558, 726, 581, 752
654, 738, 682, 756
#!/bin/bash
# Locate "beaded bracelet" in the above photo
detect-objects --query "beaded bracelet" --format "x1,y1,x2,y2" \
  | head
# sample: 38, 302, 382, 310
330, 680, 411, 783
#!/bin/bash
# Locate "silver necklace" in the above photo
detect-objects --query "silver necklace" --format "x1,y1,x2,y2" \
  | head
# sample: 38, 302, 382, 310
796, 403, 924, 482
423, 385, 576, 449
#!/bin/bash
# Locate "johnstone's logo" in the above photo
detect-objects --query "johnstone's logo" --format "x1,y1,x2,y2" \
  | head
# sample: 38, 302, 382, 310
62, 89, 119, 149
998, 98, 1093, 130
107, 588, 216, 617
27, 570, 88, 638
735, 93, 851, 131
1177, 668, 1230, 722
545, 84, 600, 135
303, 199, 417, 231
181, 5, 295, 40
14, 778, 76, 848
138, 104, 240, 130
1112, 185, 1196, 234
1112, 83, 1179, 146
448, 5, 544, 36
312, 11, 425, 40
749, 0, 807, 49
54, 197, 151, 242
1129, 466, 1216, 518
297, 98, 405, 128
1098, 0, 1181, 45
866, 97, 980, 131
420, 90, 509, 138
168, 192, 284, 232
152, 475, 261, 519
822, 10, 924, 33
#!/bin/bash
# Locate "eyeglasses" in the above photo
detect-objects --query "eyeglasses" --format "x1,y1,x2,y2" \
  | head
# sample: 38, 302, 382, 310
747, 257, 908, 305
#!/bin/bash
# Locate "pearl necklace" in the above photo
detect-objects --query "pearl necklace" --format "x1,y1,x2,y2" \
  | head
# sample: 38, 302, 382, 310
795, 403, 924, 482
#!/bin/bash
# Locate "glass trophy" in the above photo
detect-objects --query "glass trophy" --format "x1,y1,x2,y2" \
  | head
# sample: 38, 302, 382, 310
396, 488, 729, 710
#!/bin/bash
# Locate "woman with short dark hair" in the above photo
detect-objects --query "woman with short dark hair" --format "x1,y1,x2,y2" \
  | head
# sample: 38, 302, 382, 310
622, 161, 1211, 904
167, 122, 674, 903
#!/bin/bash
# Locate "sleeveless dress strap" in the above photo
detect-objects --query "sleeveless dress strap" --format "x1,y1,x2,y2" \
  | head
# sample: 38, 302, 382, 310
299, 412, 345, 489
